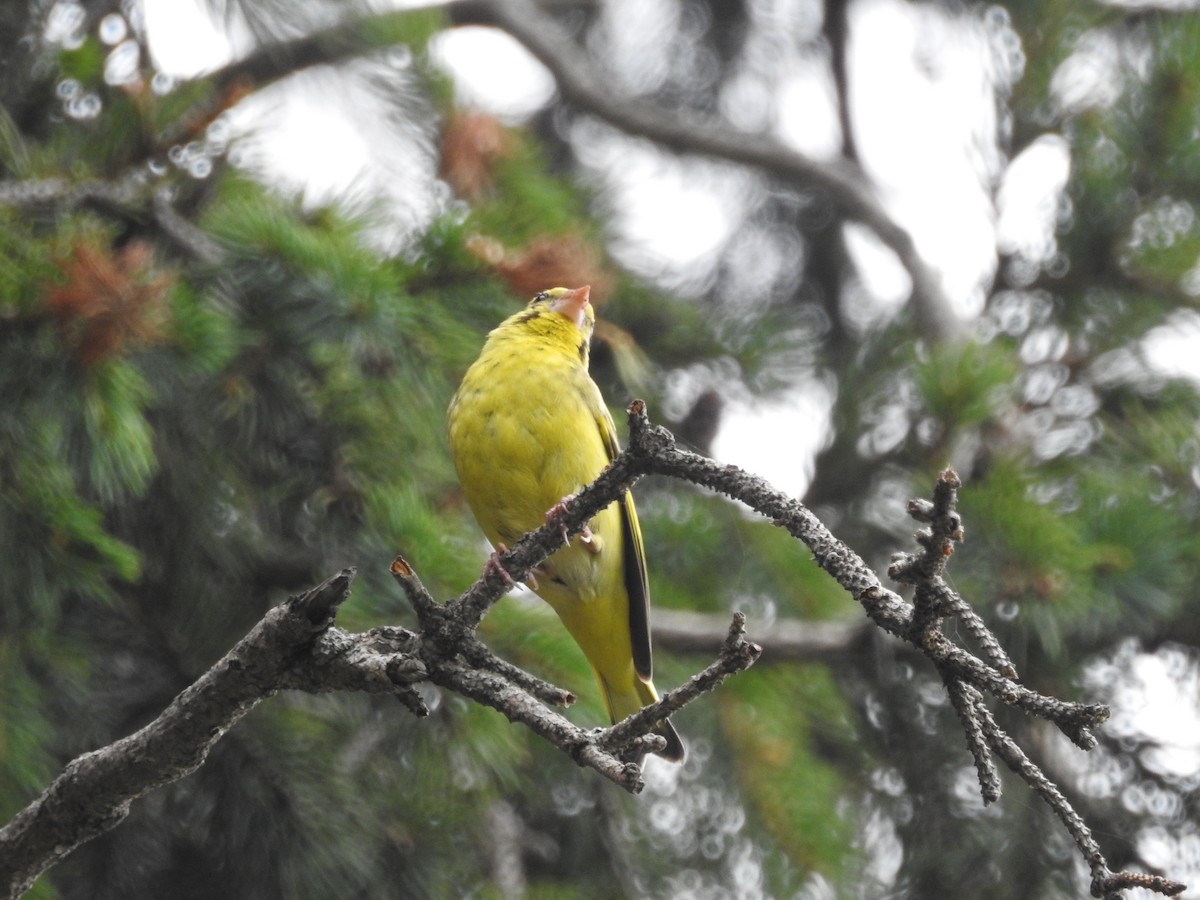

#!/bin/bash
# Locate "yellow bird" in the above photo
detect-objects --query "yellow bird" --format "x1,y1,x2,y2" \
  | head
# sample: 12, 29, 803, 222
447, 285, 684, 762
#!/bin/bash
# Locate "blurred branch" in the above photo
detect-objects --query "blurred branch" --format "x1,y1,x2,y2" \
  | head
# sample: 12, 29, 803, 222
483, 800, 527, 899
0, 172, 148, 211
2, 0, 961, 341
0, 175, 226, 265
823, 0, 859, 164
654, 608, 868, 661
150, 187, 227, 265
4, 0, 957, 340
448, 0, 961, 341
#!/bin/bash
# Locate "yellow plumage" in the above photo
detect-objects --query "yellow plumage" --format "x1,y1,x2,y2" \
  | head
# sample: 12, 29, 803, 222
447, 286, 684, 762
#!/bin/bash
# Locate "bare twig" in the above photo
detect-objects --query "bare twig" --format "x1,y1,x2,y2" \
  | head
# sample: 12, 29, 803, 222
390, 553, 760, 784
600, 613, 761, 757
893, 473, 1017, 679
977, 704, 1184, 899
945, 677, 1001, 804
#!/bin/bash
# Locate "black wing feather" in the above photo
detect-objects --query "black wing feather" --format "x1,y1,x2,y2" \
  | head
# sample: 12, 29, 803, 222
596, 404, 653, 681
621, 493, 653, 680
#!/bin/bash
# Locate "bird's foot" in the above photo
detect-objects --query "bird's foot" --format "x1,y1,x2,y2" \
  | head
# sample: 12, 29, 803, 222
545, 494, 602, 553
525, 566, 544, 591
545, 494, 577, 547
484, 544, 516, 586
578, 526, 601, 554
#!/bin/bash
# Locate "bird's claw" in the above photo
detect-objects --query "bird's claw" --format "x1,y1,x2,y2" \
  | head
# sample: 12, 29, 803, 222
484, 544, 516, 586
579, 526, 601, 554
525, 567, 543, 590
545, 494, 577, 547
545, 494, 601, 553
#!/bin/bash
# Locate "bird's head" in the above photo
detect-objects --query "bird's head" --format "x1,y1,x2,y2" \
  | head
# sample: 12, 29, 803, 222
497, 286, 596, 364
530, 285, 594, 334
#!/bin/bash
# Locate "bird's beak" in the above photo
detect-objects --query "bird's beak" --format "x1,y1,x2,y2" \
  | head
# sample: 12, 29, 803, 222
550, 285, 591, 328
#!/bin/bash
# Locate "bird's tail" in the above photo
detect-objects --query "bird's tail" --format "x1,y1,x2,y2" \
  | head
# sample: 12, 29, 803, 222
596, 669, 686, 763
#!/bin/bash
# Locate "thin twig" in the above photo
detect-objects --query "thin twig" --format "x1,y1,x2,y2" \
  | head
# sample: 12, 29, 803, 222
977, 703, 1184, 898
945, 678, 1001, 804
600, 613, 761, 757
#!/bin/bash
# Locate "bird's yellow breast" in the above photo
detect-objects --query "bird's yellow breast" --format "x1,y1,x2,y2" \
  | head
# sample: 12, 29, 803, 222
447, 291, 684, 762
447, 324, 622, 613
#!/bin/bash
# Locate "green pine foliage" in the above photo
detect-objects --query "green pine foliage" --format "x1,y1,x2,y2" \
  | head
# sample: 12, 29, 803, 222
720, 665, 860, 874
4, 2, 1200, 898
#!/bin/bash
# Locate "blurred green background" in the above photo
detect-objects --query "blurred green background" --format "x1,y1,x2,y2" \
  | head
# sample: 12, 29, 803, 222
2, 1, 1200, 897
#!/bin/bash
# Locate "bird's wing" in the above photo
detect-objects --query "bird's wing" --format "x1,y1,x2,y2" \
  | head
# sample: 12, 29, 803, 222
596, 402, 653, 681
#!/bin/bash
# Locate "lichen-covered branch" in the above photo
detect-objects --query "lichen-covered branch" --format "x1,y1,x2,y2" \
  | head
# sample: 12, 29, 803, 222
0, 402, 1184, 900
390, 558, 762, 790
612, 401, 1181, 899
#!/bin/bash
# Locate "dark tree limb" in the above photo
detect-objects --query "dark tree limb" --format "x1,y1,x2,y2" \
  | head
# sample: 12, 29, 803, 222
824, 0, 860, 164
0, 569, 364, 899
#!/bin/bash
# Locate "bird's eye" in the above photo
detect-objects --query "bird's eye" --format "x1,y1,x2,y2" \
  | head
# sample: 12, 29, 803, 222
533, 292, 549, 303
